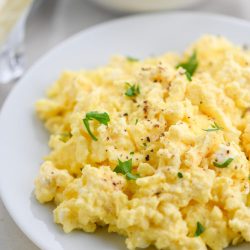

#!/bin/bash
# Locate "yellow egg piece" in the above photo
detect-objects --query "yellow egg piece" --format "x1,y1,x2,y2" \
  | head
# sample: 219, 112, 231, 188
34, 35, 250, 250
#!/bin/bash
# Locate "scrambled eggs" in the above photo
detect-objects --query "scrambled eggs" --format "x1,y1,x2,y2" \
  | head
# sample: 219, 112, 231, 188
35, 35, 250, 250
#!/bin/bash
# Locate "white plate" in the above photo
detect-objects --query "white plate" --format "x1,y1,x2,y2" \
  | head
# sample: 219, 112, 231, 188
0, 12, 249, 250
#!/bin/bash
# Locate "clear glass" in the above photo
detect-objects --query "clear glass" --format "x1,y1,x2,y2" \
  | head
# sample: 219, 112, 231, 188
0, 7, 30, 84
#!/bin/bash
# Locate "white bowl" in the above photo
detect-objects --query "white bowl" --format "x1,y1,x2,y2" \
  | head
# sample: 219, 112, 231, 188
90, 0, 205, 13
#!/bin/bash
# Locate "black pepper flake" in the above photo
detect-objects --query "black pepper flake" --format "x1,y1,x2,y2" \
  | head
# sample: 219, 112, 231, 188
123, 113, 128, 116
143, 106, 148, 118
146, 136, 150, 142
106, 137, 110, 140
145, 155, 150, 161
150, 149, 154, 152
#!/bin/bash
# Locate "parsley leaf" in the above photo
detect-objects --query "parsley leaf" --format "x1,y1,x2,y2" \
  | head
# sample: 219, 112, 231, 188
185, 71, 192, 81
176, 51, 198, 81
194, 222, 205, 237
125, 83, 140, 97
177, 172, 183, 178
203, 122, 223, 132
114, 159, 132, 173
83, 111, 110, 141
126, 172, 140, 180
85, 111, 110, 125
213, 158, 234, 168
114, 159, 139, 180
127, 56, 139, 62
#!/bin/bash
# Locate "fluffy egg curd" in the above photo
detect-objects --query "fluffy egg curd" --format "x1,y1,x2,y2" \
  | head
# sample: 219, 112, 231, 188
34, 35, 250, 250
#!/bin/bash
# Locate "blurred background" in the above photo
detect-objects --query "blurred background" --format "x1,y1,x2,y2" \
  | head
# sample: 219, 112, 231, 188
0, 0, 250, 249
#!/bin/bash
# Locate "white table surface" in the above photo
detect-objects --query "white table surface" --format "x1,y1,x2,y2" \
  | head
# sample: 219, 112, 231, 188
1, 0, 250, 249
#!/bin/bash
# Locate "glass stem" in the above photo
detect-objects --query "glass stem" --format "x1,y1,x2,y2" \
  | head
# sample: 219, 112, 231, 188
0, 8, 29, 84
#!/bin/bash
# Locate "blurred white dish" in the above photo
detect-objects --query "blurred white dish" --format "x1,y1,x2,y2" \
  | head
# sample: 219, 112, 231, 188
90, 0, 205, 12
0, 11, 249, 250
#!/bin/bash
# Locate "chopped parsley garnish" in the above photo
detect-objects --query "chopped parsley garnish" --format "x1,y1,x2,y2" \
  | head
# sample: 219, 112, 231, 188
194, 222, 205, 237
135, 119, 139, 125
83, 111, 110, 141
130, 152, 134, 155
177, 172, 183, 178
59, 132, 72, 142
125, 83, 140, 97
127, 56, 139, 62
203, 122, 223, 132
125, 172, 139, 180
114, 159, 139, 180
213, 158, 234, 168
176, 51, 198, 81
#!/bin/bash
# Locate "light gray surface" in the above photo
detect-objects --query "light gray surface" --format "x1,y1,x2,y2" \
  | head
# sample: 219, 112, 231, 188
0, 0, 250, 249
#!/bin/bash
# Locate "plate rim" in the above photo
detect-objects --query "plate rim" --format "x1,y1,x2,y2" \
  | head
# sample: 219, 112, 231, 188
2, 10, 250, 113
1, 11, 250, 250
